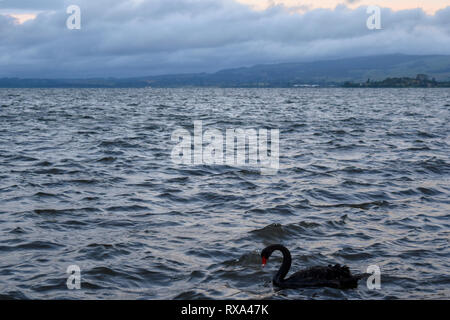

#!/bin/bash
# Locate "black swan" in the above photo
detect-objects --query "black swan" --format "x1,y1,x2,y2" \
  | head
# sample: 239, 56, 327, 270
261, 244, 365, 289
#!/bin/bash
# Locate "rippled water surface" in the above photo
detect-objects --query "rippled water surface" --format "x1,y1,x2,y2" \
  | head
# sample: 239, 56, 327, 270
0, 88, 449, 300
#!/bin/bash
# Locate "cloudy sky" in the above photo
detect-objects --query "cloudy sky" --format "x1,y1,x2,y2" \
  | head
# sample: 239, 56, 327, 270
0, 0, 449, 78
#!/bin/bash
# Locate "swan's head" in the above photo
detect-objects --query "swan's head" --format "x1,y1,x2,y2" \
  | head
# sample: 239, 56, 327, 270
261, 244, 288, 268
260, 247, 271, 267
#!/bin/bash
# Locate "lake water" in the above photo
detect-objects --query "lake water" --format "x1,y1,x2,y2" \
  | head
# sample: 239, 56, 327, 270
0, 88, 449, 299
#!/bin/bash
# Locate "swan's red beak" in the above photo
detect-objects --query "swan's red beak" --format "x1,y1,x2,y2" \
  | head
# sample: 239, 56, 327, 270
262, 257, 267, 268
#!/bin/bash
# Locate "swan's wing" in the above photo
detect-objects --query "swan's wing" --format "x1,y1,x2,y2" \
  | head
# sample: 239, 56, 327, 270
289, 265, 352, 280
281, 275, 342, 289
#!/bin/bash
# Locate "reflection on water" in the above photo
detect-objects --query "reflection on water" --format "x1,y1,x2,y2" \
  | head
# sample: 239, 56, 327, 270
0, 88, 449, 299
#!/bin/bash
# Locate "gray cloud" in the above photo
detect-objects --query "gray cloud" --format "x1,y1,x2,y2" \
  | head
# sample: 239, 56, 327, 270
0, 0, 449, 78
0, 0, 64, 10
0, 0, 65, 11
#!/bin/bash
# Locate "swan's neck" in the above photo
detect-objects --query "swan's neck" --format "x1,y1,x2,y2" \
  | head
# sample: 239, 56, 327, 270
271, 245, 292, 284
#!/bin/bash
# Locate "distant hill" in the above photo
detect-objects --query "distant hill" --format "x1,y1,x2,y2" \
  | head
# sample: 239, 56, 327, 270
344, 74, 450, 88
1, 54, 450, 88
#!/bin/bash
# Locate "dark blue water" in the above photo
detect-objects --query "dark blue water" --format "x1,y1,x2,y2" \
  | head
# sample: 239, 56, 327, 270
0, 88, 449, 299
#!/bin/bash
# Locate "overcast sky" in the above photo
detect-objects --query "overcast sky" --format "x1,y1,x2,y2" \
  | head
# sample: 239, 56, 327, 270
0, 0, 449, 78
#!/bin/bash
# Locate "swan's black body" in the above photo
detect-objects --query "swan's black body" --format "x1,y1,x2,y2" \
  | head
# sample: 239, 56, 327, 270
261, 244, 364, 289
